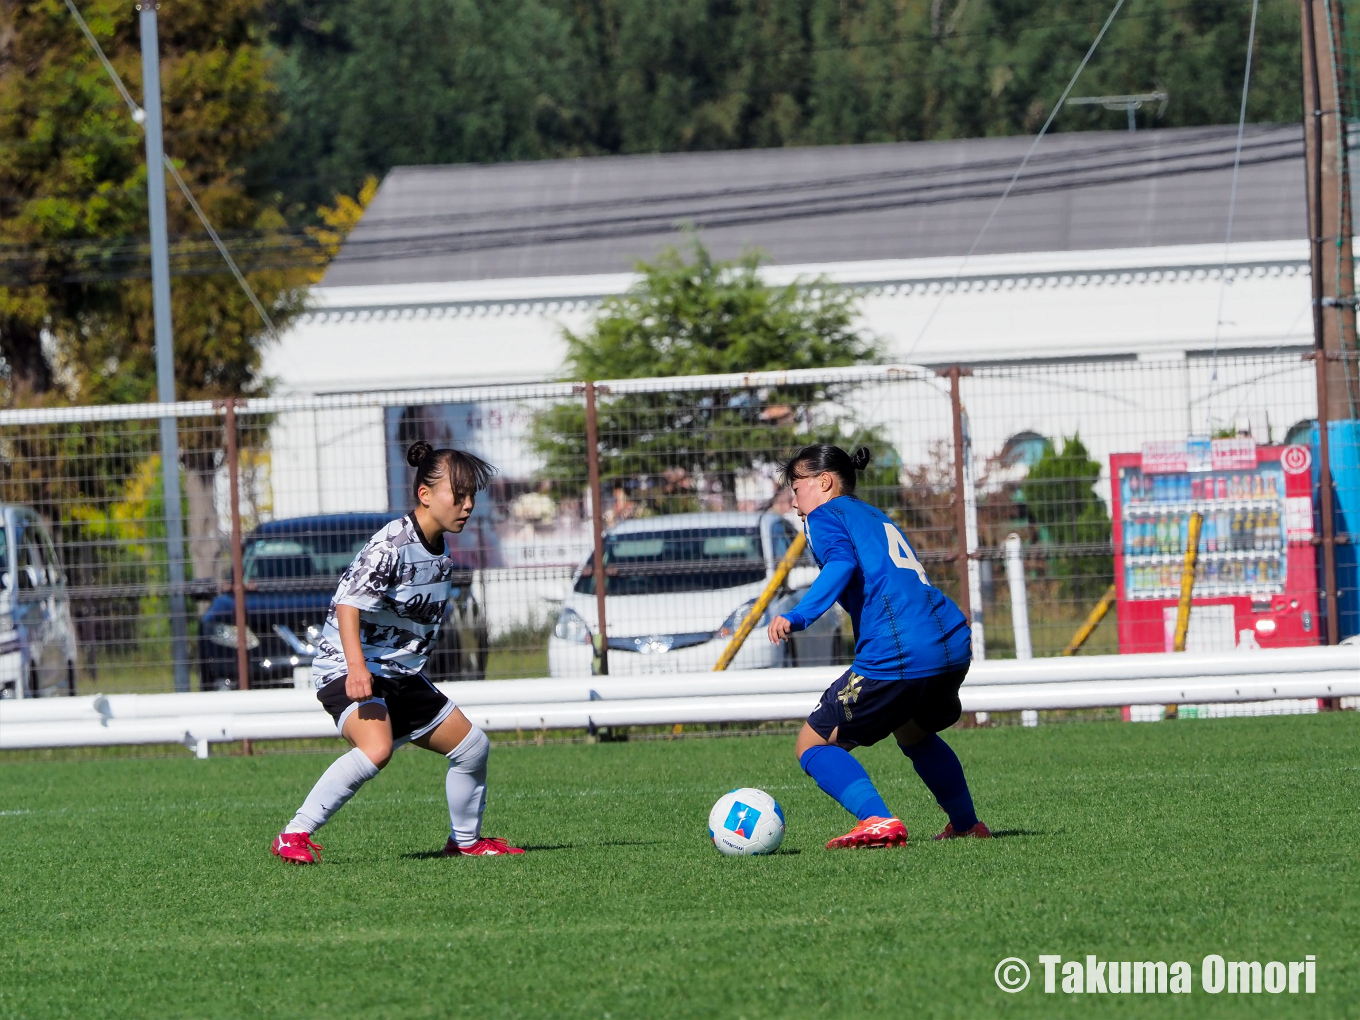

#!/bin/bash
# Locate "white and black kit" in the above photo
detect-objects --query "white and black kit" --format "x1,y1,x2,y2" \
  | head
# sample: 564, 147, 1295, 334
311, 512, 459, 740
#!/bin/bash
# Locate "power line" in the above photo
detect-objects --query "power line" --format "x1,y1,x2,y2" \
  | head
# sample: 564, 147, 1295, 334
1210, 0, 1263, 383
906, 0, 1129, 356
0, 130, 1303, 284
61, 0, 278, 337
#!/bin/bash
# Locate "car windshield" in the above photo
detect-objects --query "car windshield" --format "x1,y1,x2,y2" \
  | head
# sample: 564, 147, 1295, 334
573, 526, 767, 596
243, 531, 374, 582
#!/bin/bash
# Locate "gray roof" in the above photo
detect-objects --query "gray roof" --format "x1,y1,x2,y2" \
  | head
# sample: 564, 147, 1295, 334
324, 125, 1306, 287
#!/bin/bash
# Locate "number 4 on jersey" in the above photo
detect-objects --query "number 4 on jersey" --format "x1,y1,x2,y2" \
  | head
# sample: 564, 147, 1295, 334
883, 522, 929, 583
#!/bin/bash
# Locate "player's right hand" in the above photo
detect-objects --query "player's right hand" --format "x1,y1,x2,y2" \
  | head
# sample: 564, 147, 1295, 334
346, 666, 374, 701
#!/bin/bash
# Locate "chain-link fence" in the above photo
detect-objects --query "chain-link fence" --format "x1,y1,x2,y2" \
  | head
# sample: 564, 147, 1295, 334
0, 352, 1352, 698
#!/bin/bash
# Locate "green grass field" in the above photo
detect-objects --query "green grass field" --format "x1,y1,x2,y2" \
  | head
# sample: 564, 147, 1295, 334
2, 714, 1358, 1019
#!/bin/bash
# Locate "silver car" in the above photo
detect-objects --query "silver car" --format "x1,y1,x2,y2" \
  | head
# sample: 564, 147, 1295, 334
0, 508, 77, 698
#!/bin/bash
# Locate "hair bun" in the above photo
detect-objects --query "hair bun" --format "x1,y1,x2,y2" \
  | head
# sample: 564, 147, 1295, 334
406, 440, 434, 468
851, 446, 872, 471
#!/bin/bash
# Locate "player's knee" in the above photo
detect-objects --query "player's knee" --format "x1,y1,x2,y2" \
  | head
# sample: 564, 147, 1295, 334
359, 741, 393, 769
446, 725, 489, 775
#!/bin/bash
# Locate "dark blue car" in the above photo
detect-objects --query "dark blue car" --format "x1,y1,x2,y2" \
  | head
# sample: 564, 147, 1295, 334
197, 513, 488, 690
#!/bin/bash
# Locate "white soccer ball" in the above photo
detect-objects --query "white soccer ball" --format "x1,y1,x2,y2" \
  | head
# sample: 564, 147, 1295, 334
708, 787, 785, 856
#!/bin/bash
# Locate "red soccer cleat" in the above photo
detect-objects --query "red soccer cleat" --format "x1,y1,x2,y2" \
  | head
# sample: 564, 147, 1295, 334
271, 831, 323, 864
825, 816, 908, 850
441, 836, 525, 856
934, 821, 992, 840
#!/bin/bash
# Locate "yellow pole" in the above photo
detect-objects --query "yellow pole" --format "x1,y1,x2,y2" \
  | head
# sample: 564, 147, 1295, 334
1060, 584, 1117, 656
1172, 511, 1204, 653
713, 531, 807, 671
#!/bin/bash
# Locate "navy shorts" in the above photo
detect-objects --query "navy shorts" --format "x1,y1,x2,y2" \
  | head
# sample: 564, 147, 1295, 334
317, 672, 455, 742
806, 665, 970, 748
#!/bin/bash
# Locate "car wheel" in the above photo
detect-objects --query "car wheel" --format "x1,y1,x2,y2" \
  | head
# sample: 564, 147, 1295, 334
65, 662, 76, 697
198, 664, 232, 692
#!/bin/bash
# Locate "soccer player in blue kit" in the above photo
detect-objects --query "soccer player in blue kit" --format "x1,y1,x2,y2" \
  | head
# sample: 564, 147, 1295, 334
767, 444, 991, 849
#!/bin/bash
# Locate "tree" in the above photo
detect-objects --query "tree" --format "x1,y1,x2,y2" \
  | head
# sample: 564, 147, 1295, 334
530, 238, 892, 512
252, 0, 601, 214
255, 0, 1303, 212
0, 0, 313, 583
1021, 433, 1113, 601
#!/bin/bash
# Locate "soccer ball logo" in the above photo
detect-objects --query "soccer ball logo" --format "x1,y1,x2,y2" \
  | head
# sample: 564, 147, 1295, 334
708, 788, 785, 856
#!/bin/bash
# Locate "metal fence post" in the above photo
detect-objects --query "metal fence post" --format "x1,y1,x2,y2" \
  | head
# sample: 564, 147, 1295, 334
224, 398, 250, 691
1309, 352, 1340, 645
1004, 533, 1031, 659
946, 366, 972, 626
583, 382, 609, 675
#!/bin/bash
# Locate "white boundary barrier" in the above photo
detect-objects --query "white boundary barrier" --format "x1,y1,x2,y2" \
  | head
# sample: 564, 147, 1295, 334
0, 647, 1355, 757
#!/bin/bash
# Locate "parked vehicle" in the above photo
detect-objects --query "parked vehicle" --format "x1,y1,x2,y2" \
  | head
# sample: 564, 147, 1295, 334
0, 507, 78, 698
197, 513, 487, 690
548, 512, 846, 677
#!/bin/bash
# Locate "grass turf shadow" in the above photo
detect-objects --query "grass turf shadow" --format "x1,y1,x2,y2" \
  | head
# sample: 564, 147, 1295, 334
401, 838, 666, 859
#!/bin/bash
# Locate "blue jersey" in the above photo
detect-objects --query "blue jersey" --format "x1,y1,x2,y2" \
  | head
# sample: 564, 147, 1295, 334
783, 496, 971, 681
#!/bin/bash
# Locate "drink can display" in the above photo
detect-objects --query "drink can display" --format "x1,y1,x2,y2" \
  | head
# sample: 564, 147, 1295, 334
1112, 446, 1314, 651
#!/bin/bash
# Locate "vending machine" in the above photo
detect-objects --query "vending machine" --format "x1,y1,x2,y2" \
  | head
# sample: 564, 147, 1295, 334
1110, 438, 1320, 653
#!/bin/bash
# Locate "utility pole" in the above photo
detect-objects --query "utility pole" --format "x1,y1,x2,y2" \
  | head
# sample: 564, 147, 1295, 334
139, 2, 190, 690
1301, 0, 1360, 417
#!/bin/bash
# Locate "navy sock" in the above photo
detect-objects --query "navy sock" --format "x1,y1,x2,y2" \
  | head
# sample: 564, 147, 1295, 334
900, 733, 978, 832
799, 745, 891, 821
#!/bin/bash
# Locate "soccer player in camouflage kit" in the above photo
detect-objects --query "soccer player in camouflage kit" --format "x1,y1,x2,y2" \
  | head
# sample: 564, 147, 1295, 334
271, 441, 523, 863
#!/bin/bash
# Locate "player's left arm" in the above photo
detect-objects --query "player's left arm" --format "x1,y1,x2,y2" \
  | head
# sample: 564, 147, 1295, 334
767, 515, 855, 644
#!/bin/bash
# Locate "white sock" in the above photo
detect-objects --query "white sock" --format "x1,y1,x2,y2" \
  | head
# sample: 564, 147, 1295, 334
445, 726, 489, 847
285, 747, 381, 834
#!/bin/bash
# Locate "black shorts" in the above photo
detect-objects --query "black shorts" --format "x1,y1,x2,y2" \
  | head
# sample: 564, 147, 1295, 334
806, 665, 969, 748
317, 672, 455, 743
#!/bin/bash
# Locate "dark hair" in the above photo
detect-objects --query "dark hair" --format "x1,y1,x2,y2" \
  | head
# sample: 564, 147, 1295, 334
406, 440, 497, 501
779, 443, 871, 493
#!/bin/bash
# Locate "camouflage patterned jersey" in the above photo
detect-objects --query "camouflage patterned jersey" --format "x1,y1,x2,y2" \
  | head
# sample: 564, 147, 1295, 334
310, 514, 458, 688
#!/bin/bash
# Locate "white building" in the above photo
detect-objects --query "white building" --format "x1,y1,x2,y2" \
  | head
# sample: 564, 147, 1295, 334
263, 125, 1318, 519
272, 124, 1312, 392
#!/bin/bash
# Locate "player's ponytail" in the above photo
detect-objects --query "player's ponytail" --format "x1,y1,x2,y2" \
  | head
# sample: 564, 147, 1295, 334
779, 443, 871, 495
407, 441, 497, 502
